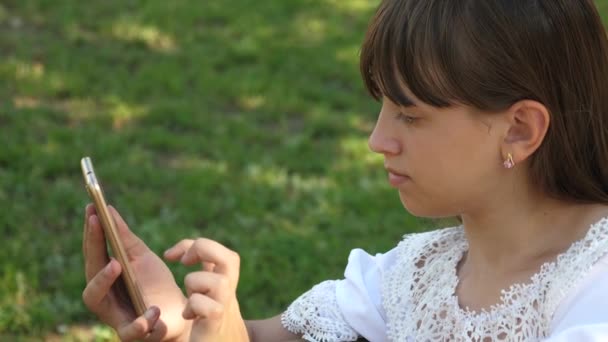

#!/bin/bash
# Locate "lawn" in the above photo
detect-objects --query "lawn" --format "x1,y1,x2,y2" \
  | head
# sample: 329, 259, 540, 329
1, 0, 421, 339
1, 0, 607, 340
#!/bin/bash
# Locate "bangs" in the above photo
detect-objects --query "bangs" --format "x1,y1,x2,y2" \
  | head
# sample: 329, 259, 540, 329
360, 0, 472, 108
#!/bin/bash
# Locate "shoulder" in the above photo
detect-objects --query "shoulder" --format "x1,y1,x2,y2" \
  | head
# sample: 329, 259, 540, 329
551, 255, 608, 333
550, 252, 608, 334
280, 226, 464, 342
334, 226, 463, 340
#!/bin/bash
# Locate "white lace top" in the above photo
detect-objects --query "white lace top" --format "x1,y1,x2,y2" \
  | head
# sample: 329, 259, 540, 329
281, 217, 608, 341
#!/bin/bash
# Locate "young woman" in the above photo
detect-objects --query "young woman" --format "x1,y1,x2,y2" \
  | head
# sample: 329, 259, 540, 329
82, 0, 608, 340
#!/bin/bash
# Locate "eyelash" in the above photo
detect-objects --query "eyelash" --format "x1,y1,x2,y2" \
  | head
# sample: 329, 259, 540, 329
394, 112, 418, 124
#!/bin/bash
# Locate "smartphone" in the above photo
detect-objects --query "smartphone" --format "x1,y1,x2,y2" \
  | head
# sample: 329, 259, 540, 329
81, 156, 147, 316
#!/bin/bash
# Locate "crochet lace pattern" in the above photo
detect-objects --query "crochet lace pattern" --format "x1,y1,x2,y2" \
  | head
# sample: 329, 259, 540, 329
384, 218, 608, 341
282, 217, 608, 341
282, 280, 359, 342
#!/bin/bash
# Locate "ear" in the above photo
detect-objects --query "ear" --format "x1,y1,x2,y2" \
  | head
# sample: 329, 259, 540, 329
502, 100, 550, 163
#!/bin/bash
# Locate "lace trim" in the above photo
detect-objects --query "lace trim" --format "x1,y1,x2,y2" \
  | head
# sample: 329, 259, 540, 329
382, 217, 608, 341
281, 280, 360, 342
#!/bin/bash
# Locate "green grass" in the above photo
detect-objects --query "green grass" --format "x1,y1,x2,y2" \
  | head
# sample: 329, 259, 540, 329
2, 0, 608, 340
0, 0, 420, 339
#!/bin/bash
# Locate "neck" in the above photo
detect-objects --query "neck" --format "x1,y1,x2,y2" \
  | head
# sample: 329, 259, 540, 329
460, 187, 608, 275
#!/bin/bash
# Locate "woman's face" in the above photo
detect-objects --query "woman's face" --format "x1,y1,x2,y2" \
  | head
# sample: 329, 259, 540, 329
368, 90, 507, 218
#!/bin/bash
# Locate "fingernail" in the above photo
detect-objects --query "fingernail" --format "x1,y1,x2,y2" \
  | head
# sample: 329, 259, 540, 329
163, 246, 175, 256
104, 260, 115, 275
88, 215, 98, 229
144, 307, 159, 320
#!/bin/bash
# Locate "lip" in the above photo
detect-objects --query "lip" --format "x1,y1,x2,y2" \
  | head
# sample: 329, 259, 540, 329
386, 167, 411, 187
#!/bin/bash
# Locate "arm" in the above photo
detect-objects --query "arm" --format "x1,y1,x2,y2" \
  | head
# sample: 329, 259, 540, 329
246, 315, 304, 342
247, 315, 372, 342
247, 316, 371, 342
264, 248, 396, 342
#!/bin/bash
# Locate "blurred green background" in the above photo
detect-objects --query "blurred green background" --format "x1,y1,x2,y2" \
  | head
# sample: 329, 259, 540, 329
2, 0, 608, 340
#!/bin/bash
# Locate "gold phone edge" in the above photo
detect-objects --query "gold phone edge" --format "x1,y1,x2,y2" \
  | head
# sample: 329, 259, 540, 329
81, 157, 148, 316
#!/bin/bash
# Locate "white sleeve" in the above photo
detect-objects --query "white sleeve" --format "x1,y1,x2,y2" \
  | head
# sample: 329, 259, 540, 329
281, 247, 398, 342
544, 324, 608, 341
547, 254, 608, 341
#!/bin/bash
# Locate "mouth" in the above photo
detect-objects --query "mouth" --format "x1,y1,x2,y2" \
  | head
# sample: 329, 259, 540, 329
385, 167, 411, 187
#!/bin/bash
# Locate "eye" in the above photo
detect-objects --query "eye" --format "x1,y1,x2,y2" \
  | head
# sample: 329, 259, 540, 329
394, 112, 418, 124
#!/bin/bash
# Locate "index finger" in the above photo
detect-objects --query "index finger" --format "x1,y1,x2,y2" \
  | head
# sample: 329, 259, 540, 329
181, 238, 240, 278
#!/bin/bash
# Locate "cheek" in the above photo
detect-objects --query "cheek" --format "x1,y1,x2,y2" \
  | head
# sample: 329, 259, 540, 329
428, 136, 495, 194
399, 132, 496, 216
408, 133, 463, 181
396, 153, 464, 217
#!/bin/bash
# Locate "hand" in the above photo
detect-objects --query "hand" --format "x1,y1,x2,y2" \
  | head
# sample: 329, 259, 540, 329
164, 238, 250, 342
82, 204, 191, 341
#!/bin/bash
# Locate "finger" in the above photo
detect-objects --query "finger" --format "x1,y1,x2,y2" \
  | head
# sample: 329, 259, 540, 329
184, 271, 230, 301
108, 206, 149, 257
82, 203, 96, 258
180, 238, 240, 277
182, 293, 223, 320
84, 214, 110, 281
143, 319, 169, 342
164, 240, 216, 271
116, 306, 161, 342
86, 202, 97, 216
203, 262, 216, 272
82, 258, 121, 310
163, 239, 194, 261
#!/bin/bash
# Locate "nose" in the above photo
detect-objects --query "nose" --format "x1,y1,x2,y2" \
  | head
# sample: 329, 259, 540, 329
368, 121, 401, 155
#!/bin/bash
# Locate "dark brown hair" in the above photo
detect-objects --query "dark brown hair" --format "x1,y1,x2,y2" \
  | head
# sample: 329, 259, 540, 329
360, 0, 608, 203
